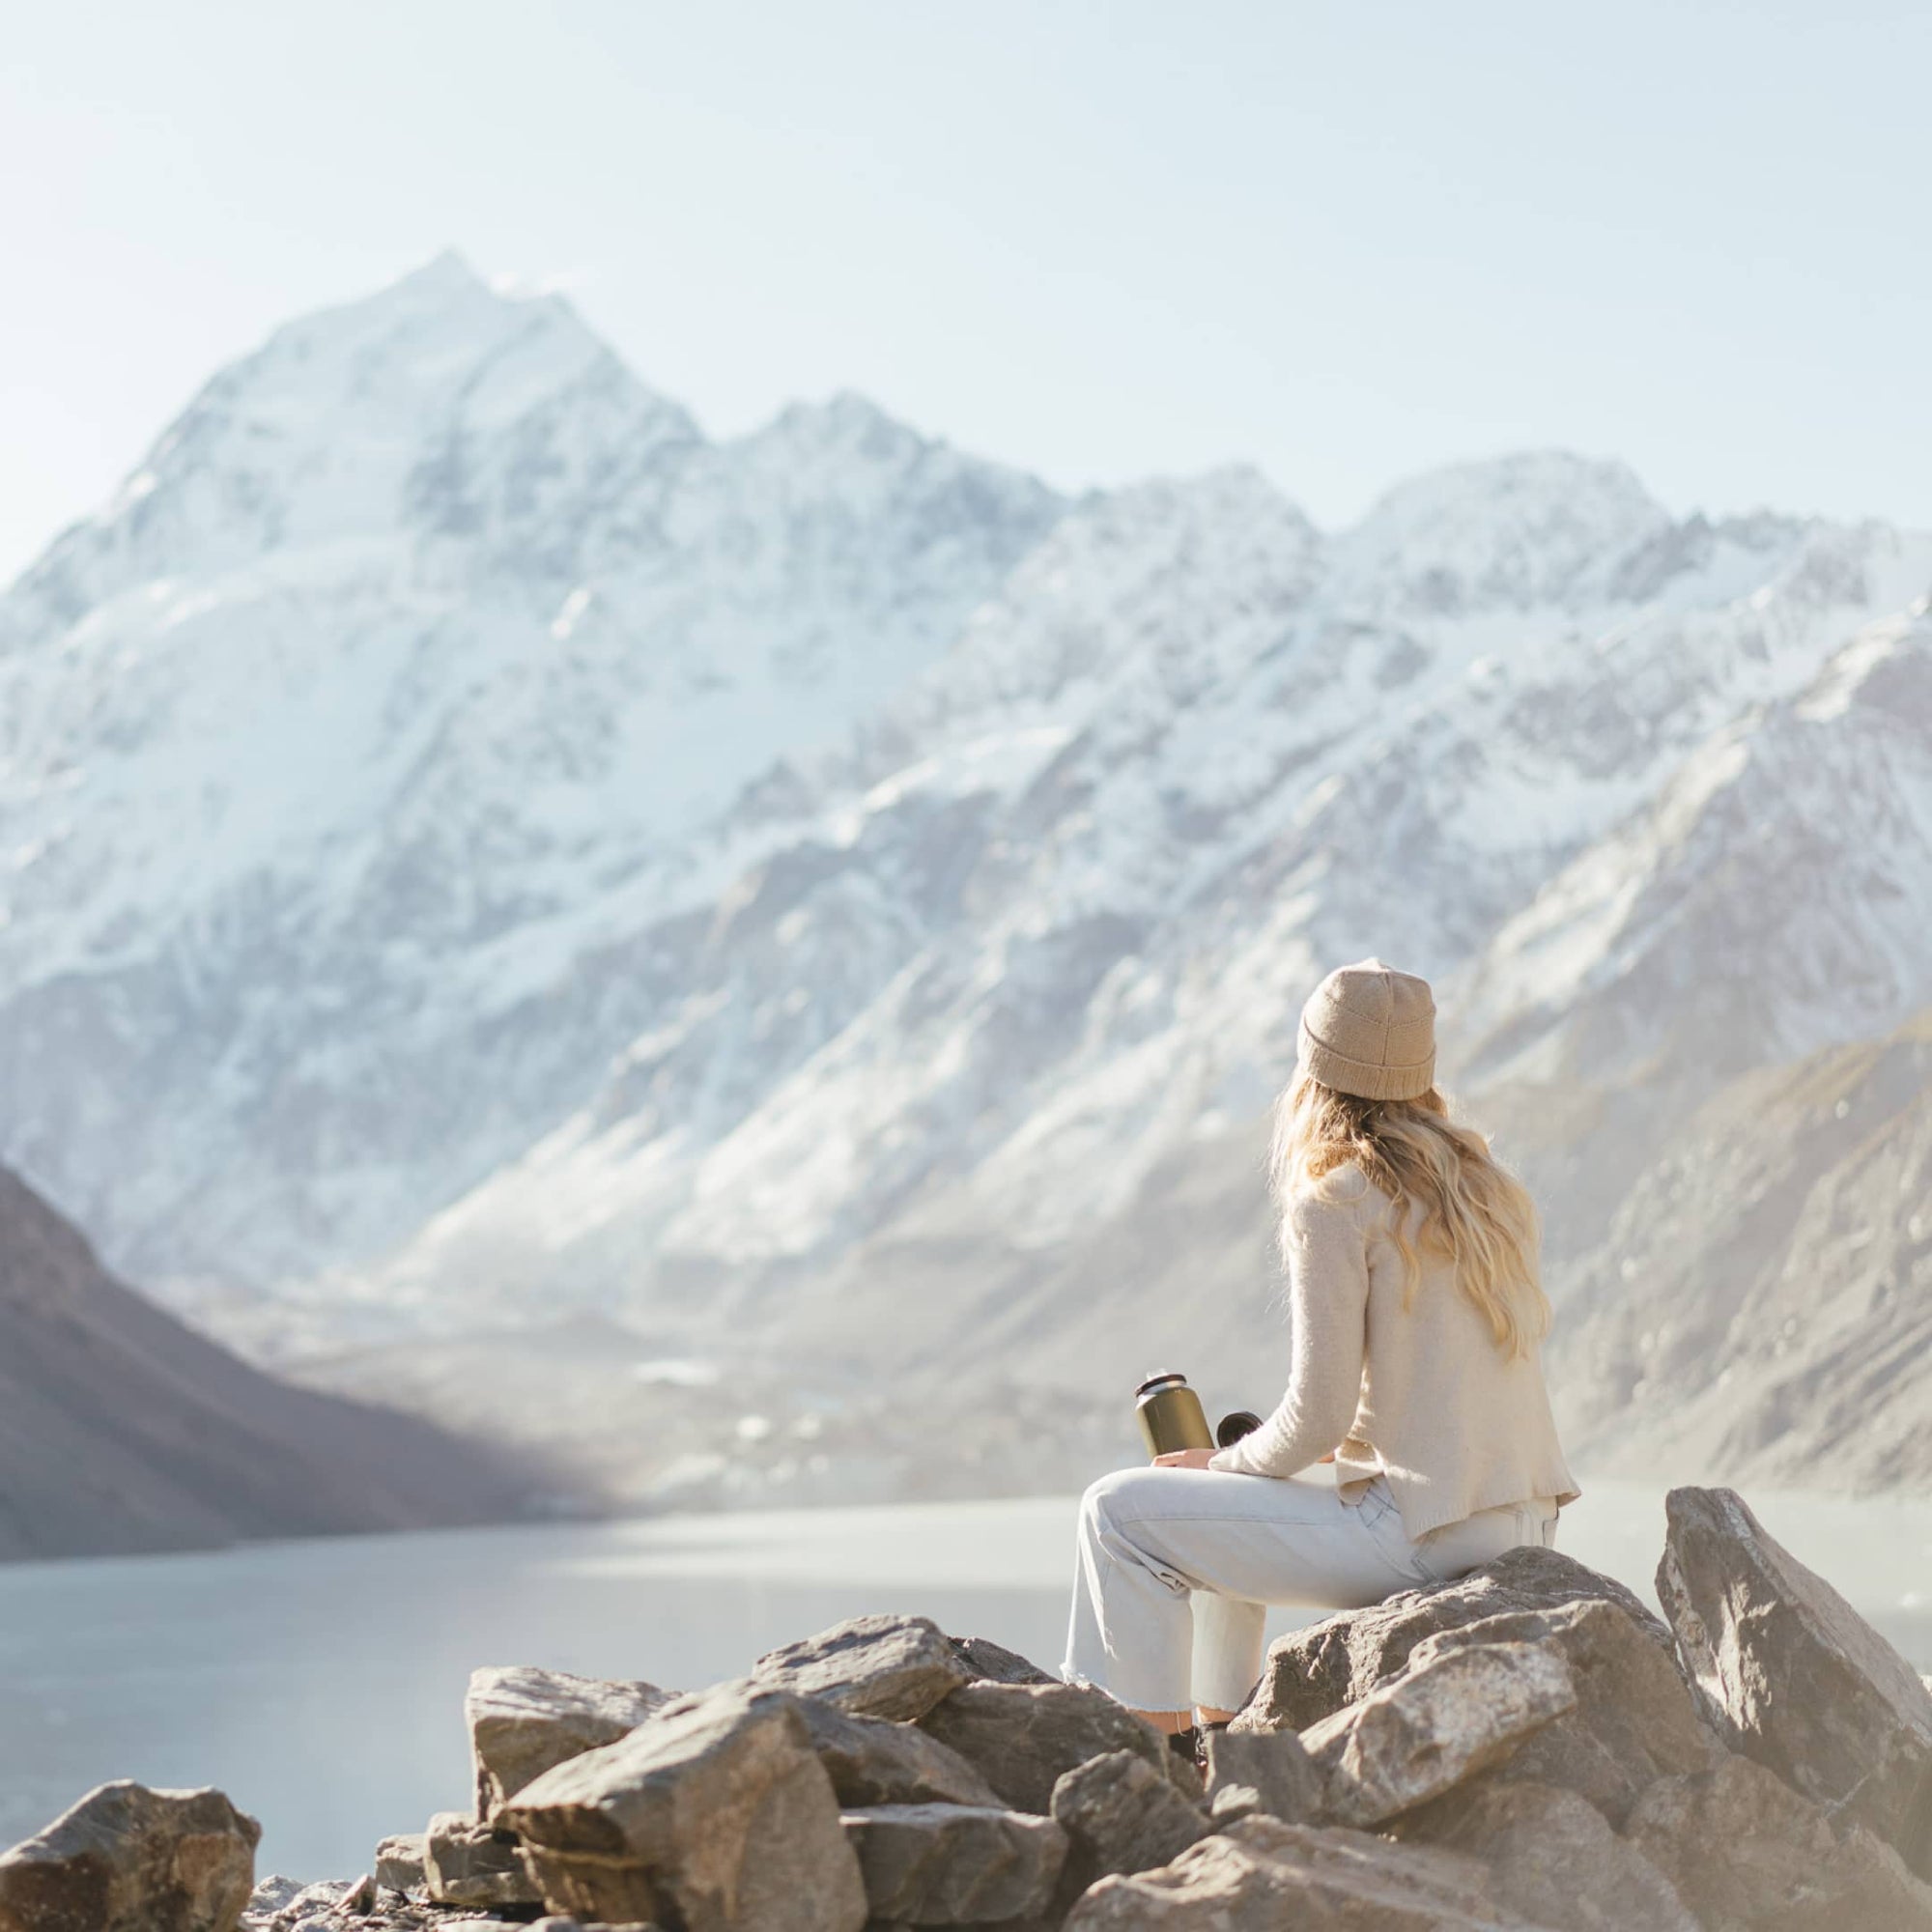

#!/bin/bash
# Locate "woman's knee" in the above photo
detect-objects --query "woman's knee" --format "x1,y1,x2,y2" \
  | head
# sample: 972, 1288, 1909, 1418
1080, 1465, 1141, 1533
1080, 1464, 1189, 1542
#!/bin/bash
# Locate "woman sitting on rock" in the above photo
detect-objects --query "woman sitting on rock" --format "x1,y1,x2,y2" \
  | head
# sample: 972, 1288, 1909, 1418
1063, 958, 1579, 1762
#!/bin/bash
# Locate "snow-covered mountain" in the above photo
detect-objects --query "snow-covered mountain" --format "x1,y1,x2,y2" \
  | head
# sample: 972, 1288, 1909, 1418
4, 254, 1928, 1503
0, 252, 1060, 1314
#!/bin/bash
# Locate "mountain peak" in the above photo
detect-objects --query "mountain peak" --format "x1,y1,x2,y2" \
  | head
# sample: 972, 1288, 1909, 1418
391, 246, 488, 295
5, 252, 698, 606
273, 247, 596, 366
1336, 448, 1671, 613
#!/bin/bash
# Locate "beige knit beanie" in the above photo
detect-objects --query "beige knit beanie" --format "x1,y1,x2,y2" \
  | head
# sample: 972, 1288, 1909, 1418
1297, 957, 1437, 1102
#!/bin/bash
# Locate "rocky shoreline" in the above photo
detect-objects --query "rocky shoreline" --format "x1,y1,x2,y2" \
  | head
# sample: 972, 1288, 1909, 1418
4, 1485, 1930, 1930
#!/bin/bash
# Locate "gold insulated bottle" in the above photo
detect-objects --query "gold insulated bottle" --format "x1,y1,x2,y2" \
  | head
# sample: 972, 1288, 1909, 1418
1134, 1372, 1215, 1461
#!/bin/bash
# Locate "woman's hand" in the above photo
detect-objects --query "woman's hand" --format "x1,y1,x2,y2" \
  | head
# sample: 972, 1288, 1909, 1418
1152, 1447, 1217, 1470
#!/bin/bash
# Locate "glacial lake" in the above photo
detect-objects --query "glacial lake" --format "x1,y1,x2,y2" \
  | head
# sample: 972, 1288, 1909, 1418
1, 1479, 1926, 1881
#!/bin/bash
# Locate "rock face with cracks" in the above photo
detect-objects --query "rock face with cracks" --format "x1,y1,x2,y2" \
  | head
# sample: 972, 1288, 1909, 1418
919, 1682, 1173, 1815
796, 1699, 1005, 1809
751, 1614, 974, 1721
1300, 1641, 1577, 1829
501, 1684, 867, 1932
1397, 1596, 1720, 1825
1061, 1813, 1516, 1930
466, 1664, 677, 1819
1203, 1726, 1323, 1828
0, 1782, 259, 1932
840, 1802, 1067, 1923
1049, 1749, 1212, 1903
1658, 1483, 1932, 1873
1236, 1544, 1666, 1735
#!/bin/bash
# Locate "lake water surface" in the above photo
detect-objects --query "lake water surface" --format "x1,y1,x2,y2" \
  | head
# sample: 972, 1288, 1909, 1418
2, 1479, 1925, 1879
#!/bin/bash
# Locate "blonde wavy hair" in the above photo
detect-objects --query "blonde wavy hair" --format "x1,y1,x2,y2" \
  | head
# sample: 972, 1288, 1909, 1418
1268, 1073, 1549, 1358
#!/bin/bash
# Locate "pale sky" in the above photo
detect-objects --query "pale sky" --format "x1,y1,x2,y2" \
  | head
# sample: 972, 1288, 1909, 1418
4, 1, 1928, 584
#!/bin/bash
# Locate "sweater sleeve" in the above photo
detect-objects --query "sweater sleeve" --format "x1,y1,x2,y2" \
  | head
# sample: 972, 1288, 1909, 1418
1208, 1180, 1370, 1478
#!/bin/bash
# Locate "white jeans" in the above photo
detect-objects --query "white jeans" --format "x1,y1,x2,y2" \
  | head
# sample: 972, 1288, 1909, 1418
1062, 1466, 1559, 1713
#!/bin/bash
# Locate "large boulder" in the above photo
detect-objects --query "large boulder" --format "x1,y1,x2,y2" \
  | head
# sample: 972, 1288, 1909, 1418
751, 1614, 974, 1721
797, 1700, 1003, 1808
1396, 1776, 1697, 1931
920, 1682, 1171, 1815
1627, 1751, 1932, 1931
1659, 1485, 1932, 1871
1050, 1749, 1211, 1902
1236, 1544, 1668, 1734
0, 1782, 259, 1932
1062, 1814, 1525, 1929
500, 1683, 867, 1932
1400, 1597, 1720, 1824
1204, 1727, 1322, 1828
467, 1664, 676, 1819
1300, 1642, 1577, 1829
840, 1803, 1066, 1923
422, 1809, 540, 1910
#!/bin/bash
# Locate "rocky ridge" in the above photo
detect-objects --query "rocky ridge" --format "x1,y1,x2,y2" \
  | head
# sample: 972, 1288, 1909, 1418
6, 1485, 1929, 1930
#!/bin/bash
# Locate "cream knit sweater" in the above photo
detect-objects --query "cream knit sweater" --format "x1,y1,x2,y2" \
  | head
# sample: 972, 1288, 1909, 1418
1208, 1162, 1580, 1540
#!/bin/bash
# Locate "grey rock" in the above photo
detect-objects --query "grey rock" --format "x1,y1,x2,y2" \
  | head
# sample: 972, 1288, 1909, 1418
422, 1809, 540, 1910
252, 1877, 359, 1924
1401, 1596, 1720, 1824
752, 1614, 974, 1721
1627, 1751, 1932, 1931
798, 1700, 1004, 1808
1204, 1725, 1321, 1827
947, 1634, 1057, 1686
372, 1833, 424, 1892
841, 1803, 1066, 1923
1050, 1749, 1210, 1905
0, 1780, 260, 1932
1301, 1642, 1577, 1829
502, 1683, 867, 1932
1061, 1813, 1523, 1928
1659, 1483, 1932, 1871
1236, 1543, 1666, 1734
239, 1874, 305, 1927
919, 1681, 1170, 1815
1396, 1776, 1697, 1930
468, 1664, 677, 1818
